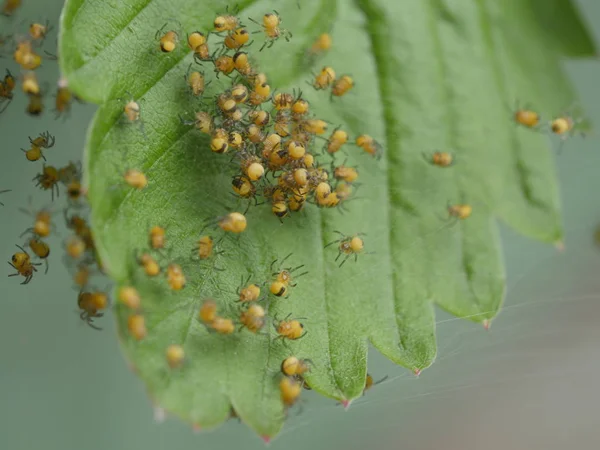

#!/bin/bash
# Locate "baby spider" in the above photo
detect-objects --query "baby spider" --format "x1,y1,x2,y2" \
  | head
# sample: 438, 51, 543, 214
210, 316, 236, 335
166, 263, 186, 291
188, 31, 210, 62
21, 71, 40, 96
118, 286, 142, 310
202, 212, 247, 234
184, 64, 208, 97
0, 69, 16, 114
155, 23, 180, 53
232, 51, 255, 77
55, 78, 75, 119
312, 66, 336, 90
198, 299, 217, 325
26, 237, 50, 274
22, 131, 55, 162
355, 134, 382, 159
192, 235, 224, 261
19, 201, 54, 238
214, 6, 242, 33
137, 252, 161, 277
512, 103, 541, 129
65, 179, 85, 205
30, 131, 55, 148
332, 164, 359, 184
423, 151, 454, 167
14, 39, 43, 70
223, 27, 251, 51
72, 262, 92, 289
239, 303, 266, 333
549, 107, 587, 150
325, 127, 348, 154
231, 175, 260, 212
63, 209, 92, 245
118, 92, 147, 138
165, 344, 185, 369
280, 375, 302, 409
213, 55, 235, 77
249, 10, 292, 51
33, 164, 60, 200
274, 313, 307, 341
77, 290, 108, 330
237, 274, 262, 302
363, 373, 388, 395
29, 21, 52, 41
325, 231, 366, 267
331, 75, 354, 98
269, 253, 308, 298
309, 33, 332, 55
27, 93, 44, 116
128, 314, 147, 340
149, 225, 166, 250
281, 356, 312, 379
65, 235, 86, 260
8, 244, 41, 284
447, 203, 472, 221
123, 169, 148, 190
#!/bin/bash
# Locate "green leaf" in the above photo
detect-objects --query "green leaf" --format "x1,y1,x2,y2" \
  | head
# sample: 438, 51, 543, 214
525, 0, 597, 58
59, 0, 595, 439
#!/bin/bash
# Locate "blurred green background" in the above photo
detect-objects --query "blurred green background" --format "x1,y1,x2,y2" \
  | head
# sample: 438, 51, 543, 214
1, 1, 599, 449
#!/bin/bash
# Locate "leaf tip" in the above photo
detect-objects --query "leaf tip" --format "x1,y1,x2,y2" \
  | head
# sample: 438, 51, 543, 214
192, 423, 202, 433
413, 368, 422, 377
261, 435, 272, 445
341, 399, 352, 410
482, 319, 491, 331
554, 240, 565, 252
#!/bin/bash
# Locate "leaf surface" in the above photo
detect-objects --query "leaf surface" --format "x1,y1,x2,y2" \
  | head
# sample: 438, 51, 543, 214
59, 0, 595, 438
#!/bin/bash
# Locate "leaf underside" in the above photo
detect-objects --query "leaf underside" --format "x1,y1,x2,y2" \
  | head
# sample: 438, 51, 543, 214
59, 0, 595, 438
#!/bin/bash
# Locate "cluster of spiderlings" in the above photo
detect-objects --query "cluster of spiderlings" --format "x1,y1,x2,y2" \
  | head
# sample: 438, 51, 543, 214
111, 170, 319, 407
0, 7, 107, 327
119, 222, 313, 374
103, 10, 399, 417
162, 16, 376, 222
0, 4, 510, 425
6, 131, 63, 285
12, 150, 106, 325
0, 6, 79, 117
2, 2, 589, 432
61, 175, 108, 330
7, 5, 523, 418
1, 5, 476, 421
6, 130, 107, 330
